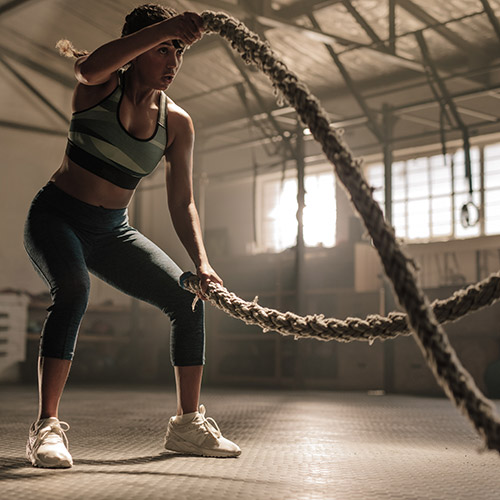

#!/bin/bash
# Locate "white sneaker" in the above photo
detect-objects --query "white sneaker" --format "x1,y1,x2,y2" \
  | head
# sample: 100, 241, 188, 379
164, 405, 241, 458
26, 417, 73, 468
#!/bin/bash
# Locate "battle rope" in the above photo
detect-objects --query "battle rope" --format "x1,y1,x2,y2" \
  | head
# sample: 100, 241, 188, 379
198, 11, 500, 452
181, 271, 500, 343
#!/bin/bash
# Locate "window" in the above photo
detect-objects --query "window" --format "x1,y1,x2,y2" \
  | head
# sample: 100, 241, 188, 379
364, 143, 500, 242
484, 144, 500, 236
257, 166, 336, 252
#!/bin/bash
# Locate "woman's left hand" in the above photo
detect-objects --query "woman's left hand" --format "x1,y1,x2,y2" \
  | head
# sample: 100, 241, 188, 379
196, 263, 223, 300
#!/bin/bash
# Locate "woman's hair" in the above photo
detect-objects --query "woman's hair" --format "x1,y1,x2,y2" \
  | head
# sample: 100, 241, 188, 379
56, 3, 178, 58
121, 3, 177, 37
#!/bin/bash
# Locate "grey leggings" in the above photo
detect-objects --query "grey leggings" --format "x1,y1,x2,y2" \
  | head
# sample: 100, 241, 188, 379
23, 182, 204, 364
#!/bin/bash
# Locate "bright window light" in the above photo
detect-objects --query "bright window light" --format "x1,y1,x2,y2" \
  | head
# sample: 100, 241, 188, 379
258, 167, 336, 252
266, 178, 298, 250
304, 173, 336, 247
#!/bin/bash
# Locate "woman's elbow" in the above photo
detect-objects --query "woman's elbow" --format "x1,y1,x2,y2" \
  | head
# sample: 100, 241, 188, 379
74, 57, 108, 86
74, 57, 91, 84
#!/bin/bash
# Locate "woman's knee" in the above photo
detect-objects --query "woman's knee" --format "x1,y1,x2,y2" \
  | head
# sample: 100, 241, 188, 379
170, 302, 205, 366
41, 277, 90, 360
161, 286, 202, 317
51, 274, 90, 310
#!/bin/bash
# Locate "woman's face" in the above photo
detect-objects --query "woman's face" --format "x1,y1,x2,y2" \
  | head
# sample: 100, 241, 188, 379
132, 41, 184, 90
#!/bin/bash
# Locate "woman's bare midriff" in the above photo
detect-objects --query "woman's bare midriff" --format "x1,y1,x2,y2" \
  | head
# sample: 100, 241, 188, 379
50, 155, 136, 209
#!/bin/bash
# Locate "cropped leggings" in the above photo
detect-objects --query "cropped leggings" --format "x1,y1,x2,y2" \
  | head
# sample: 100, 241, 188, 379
23, 182, 204, 365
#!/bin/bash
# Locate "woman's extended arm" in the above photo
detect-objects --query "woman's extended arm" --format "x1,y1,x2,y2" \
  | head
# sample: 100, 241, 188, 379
75, 12, 203, 86
165, 106, 222, 296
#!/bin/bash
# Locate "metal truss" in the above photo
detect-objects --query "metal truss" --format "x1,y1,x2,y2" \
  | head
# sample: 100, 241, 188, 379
3, 0, 500, 150
192, 0, 497, 153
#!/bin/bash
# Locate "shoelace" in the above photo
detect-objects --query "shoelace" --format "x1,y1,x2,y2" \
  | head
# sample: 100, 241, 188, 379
187, 405, 221, 440
34, 420, 70, 449
203, 416, 221, 439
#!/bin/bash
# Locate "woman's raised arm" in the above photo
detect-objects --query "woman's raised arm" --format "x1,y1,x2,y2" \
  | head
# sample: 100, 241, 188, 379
75, 12, 203, 86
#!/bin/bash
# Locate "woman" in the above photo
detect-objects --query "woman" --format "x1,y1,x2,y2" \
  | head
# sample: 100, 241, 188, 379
23, 3, 240, 468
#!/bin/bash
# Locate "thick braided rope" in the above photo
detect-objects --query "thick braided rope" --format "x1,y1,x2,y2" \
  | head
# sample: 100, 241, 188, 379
200, 11, 500, 452
182, 270, 500, 343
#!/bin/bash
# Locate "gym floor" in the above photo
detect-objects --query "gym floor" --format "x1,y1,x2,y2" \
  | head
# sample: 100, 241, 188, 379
1, 385, 499, 500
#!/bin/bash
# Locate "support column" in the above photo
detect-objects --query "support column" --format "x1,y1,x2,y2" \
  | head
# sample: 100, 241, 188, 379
383, 104, 394, 225
382, 104, 395, 393
294, 122, 307, 387
479, 146, 486, 237
388, 0, 396, 53
295, 122, 306, 316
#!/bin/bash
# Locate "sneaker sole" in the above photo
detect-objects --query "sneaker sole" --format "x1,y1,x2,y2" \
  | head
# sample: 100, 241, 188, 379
28, 455, 73, 468
27, 446, 73, 468
164, 436, 241, 458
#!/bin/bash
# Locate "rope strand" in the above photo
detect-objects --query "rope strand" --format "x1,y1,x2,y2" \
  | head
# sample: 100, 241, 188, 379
197, 10, 500, 453
181, 271, 500, 343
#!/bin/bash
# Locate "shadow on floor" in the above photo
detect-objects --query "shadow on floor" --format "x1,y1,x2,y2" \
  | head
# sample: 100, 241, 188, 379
1, 453, 280, 486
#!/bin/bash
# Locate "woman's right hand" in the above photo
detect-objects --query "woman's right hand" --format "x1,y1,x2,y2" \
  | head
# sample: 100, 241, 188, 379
162, 12, 204, 46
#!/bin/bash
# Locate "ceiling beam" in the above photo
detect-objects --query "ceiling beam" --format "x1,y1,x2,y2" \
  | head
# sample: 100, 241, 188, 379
275, 0, 344, 19
393, 84, 500, 114
190, 0, 246, 16
200, 114, 500, 159
342, 0, 385, 47
199, 107, 295, 137
308, 13, 383, 143
0, 43, 74, 89
253, 12, 425, 72
456, 106, 498, 122
1, 24, 67, 61
0, 0, 37, 16
199, 111, 500, 158
0, 119, 66, 136
187, 35, 219, 56
396, 0, 475, 53
359, 118, 500, 155
199, 82, 500, 140
198, 60, 500, 136
398, 114, 441, 129
0, 55, 69, 125
364, 59, 500, 99
415, 30, 473, 184
199, 0, 487, 80
201, 132, 285, 155
416, 31, 468, 132
176, 81, 244, 103
234, 81, 277, 156
189, 3, 490, 105
198, 0, 422, 71
479, 0, 500, 46
254, 13, 359, 46
195, 0, 345, 23
220, 40, 296, 157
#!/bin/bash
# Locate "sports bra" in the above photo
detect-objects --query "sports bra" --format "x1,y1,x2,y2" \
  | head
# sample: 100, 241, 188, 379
65, 72, 168, 189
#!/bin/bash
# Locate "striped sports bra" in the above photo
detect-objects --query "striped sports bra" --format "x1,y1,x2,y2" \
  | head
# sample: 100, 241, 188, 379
66, 72, 168, 189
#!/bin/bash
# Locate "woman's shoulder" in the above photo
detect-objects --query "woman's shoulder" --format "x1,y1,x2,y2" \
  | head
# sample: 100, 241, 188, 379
166, 96, 190, 119
166, 96, 193, 130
